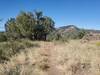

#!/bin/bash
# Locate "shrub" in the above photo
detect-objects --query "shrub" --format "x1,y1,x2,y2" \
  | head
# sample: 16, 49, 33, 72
77, 29, 87, 39
47, 31, 61, 41
0, 41, 23, 63
2, 64, 21, 75
0, 32, 7, 42
0, 39, 36, 63
47, 29, 87, 42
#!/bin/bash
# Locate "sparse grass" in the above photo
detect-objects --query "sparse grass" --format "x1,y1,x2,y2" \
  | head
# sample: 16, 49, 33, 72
0, 40, 100, 75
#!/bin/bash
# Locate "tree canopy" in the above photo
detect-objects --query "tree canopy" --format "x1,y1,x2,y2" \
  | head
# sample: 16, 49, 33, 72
5, 11, 55, 40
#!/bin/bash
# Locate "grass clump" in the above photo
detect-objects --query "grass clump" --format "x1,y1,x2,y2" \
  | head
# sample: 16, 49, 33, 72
0, 39, 37, 63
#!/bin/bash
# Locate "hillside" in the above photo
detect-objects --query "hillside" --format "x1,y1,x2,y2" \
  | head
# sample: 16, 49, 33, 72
47, 25, 87, 41
57, 25, 100, 34
51, 25, 100, 40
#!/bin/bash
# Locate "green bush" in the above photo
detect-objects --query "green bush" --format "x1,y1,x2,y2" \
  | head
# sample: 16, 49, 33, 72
47, 31, 60, 41
77, 29, 87, 39
0, 32, 7, 42
47, 29, 87, 42
47, 32, 69, 42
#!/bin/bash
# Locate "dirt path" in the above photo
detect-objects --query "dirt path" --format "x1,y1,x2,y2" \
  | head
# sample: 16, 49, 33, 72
42, 42, 64, 75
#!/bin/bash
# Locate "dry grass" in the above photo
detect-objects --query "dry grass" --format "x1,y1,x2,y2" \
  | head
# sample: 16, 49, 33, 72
0, 40, 100, 75
95, 41, 100, 47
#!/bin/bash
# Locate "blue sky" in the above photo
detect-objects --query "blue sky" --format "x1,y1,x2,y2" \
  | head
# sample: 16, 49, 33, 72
0, 0, 100, 31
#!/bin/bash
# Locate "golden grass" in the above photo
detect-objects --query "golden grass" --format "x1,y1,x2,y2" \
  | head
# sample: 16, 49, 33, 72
0, 40, 100, 75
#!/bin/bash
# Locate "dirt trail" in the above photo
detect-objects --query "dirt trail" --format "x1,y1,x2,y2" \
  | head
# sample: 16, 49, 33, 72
42, 42, 64, 75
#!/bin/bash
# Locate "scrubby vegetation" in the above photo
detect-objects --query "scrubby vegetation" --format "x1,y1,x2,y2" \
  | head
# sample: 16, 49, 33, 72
0, 10, 88, 65
47, 28, 87, 41
0, 41, 100, 75
0, 10, 89, 65
0, 11, 87, 42
0, 10, 100, 75
0, 39, 38, 63
0, 32, 7, 42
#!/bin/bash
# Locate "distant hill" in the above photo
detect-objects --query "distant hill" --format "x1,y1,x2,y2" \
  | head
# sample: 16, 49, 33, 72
57, 25, 100, 34
57, 25, 80, 33
47, 25, 100, 41
58, 25, 79, 30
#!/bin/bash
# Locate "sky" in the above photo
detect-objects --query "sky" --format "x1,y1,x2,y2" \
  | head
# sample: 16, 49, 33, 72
0, 0, 100, 31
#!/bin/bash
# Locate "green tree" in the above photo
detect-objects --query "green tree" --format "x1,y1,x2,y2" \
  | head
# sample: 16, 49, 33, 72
0, 32, 7, 42
33, 11, 55, 40
16, 12, 36, 39
5, 11, 55, 40
5, 18, 21, 40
